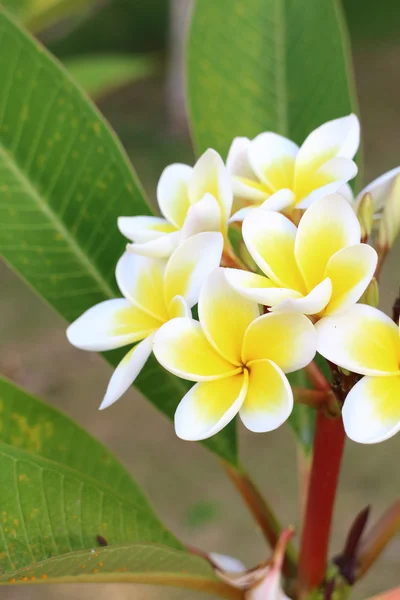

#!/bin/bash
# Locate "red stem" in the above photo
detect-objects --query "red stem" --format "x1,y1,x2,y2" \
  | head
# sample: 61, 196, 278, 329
297, 411, 346, 597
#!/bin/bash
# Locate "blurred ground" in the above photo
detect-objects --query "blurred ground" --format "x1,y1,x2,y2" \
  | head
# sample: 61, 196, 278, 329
1, 26, 400, 600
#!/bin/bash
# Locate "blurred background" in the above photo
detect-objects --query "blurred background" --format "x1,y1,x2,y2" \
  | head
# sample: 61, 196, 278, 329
1, 1, 400, 598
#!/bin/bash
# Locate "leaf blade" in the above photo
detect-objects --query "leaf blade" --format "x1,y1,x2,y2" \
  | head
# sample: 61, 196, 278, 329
187, 0, 357, 157
0, 8, 237, 465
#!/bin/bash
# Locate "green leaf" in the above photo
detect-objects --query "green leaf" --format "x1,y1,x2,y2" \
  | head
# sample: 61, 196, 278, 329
64, 53, 156, 99
0, 543, 240, 599
0, 376, 149, 507
0, 9, 237, 465
0, 441, 182, 573
187, 0, 357, 157
1, 0, 99, 33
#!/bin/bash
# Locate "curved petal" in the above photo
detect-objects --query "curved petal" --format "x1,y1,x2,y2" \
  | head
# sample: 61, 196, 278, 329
153, 318, 240, 381
243, 209, 305, 292
324, 244, 378, 315
118, 216, 176, 243
343, 375, 400, 444
175, 372, 248, 441
296, 114, 360, 170
116, 252, 168, 321
260, 189, 295, 212
168, 295, 192, 319
229, 205, 256, 223
226, 136, 253, 178
189, 149, 233, 224
240, 360, 293, 432
356, 166, 400, 214
66, 299, 159, 351
316, 305, 400, 376
242, 312, 317, 372
164, 232, 223, 307
157, 163, 192, 228
295, 194, 361, 291
99, 334, 155, 410
181, 193, 221, 239
337, 183, 355, 203
232, 176, 269, 202
198, 268, 260, 365
248, 132, 298, 191
295, 158, 357, 206
272, 278, 332, 315
126, 230, 181, 258
225, 268, 302, 306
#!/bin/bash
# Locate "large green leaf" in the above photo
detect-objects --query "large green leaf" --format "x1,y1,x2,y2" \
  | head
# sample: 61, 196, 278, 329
187, 0, 357, 157
64, 53, 156, 99
0, 9, 237, 465
0, 442, 181, 573
1, 0, 98, 33
0, 543, 240, 599
0, 376, 149, 507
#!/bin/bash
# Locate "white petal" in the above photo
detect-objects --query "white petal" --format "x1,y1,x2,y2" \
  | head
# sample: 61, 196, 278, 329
248, 132, 298, 190
126, 231, 181, 258
226, 136, 253, 178
225, 268, 302, 306
189, 148, 233, 223
343, 375, 400, 444
168, 295, 192, 318
356, 166, 400, 214
175, 372, 248, 441
296, 114, 360, 167
240, 360, 293, 433
99, 334, 155, 410
118, 216, 175, 243
295, 180, 352, 209
164, 232, 223, 307
180, 193, 221, 239
272, 278, 332, 315
66, 299, 160, 351
115, 252, 168, 321
232, 176, 268, 202
229, 206, 255, 223
316, 305, 400, 376
337, 183, 354, 203
260, 189, 295, 212
208, 553, 246, 575
157, 163, 192, 228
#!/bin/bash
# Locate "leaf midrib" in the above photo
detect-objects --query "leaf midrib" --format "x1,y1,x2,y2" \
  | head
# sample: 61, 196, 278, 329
0, 144, 116, 299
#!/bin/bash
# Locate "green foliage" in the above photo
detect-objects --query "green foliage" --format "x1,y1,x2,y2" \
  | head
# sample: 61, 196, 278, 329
0, 544, 239, 598
0, 0, 98, 33
0, 376, 148, 506
187, 0, 357, 158
343, 0, 400, 42
0, 377, 182, 576
64, 53, 157, 99
0, 9, 237, 465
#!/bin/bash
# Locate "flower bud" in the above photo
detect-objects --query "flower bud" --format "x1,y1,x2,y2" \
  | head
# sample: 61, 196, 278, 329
356, 192, 373, 241
378, 173, 400, 249
359, 277, 379, 308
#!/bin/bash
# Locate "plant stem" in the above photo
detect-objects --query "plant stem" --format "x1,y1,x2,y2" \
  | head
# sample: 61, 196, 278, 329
297, 411, 346, 597
223, 462, 297, 578
304, 361, 331, 392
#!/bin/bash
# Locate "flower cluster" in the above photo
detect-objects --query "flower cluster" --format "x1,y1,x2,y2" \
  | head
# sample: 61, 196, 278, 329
67, 114, 400, 445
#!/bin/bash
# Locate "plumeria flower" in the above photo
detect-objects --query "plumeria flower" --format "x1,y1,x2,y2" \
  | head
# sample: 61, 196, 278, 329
225, 194, 377, 317
208, 528, 293, 600
153, 268, 316, 440
356, 166, 400, 217
227, 114, 359, 219
316, 304, 400, 443
67, 232, 223, 409
118, 149, 232, 258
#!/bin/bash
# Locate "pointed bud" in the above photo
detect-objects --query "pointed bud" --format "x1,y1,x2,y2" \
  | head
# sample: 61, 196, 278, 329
378, 173, 400, 249
356, 193, 374, 242
359, 277, 379, 308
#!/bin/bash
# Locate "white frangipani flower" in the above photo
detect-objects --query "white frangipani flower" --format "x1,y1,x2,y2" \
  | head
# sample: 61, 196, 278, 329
226, 194, 377, 318
67, 232, 223, 409
227, 114, 359, 219
316, 304, 400, 444
118, 149, 232, 258
209, 529, 293, 600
